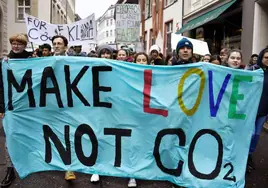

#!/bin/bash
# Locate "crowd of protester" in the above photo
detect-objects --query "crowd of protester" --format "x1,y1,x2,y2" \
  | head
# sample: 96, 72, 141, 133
0, 33, 268, 188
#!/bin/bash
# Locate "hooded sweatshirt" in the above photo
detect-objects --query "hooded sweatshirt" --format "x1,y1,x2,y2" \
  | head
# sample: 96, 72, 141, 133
256, 48, 268, 116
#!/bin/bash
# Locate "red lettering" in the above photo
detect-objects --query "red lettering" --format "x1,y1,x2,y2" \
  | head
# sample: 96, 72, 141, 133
143, 70, 168, 117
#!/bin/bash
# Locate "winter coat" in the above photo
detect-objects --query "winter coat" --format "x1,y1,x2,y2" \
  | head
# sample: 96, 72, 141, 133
256, 48, 268, 116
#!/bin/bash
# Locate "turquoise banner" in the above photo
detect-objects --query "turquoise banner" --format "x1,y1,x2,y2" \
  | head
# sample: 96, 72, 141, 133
1, 57, 264, 187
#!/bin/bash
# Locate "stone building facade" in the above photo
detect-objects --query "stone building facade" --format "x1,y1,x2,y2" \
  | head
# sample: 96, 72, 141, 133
0, 0, 8, 57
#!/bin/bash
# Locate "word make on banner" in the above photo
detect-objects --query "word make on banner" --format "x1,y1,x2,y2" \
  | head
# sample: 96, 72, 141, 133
115, 4, 141, 43
24, 14, 96, 46
1, 57, 264, 188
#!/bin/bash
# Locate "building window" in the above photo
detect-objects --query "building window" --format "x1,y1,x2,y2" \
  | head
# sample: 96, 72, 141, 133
17, 0, 31, 21
144, 31, 148, 53
106, 20, 109, 26
52, 3, 56, 23
110, 19, 113, 26
145, 0, 152, 18
57, 8, 61, 24
106, 31, 109, 37
164, 0, 175, 7
110, 30, 113, 36
149, 29, 155, 48
165, 21, 173, 56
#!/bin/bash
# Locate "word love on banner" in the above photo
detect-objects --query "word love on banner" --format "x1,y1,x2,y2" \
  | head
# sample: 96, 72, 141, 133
115, 4, 141, 43
1, 57, 263, 188
24, 13, 96, 46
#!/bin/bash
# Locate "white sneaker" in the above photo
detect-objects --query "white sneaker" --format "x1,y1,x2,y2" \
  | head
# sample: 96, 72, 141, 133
90, 174, 100, 183
128, 178, 137, 187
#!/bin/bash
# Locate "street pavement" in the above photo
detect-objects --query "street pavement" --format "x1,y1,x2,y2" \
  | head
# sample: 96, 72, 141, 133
0, 121, 268, 188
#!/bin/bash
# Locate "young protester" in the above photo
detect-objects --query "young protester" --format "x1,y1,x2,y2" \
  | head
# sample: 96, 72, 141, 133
210, 55, 221, 65
51, 35, 78, 181
97, 44, 113, 59
149, 45, 165, 65
225, 49, 245, 69
32, 48, 41, 57
165, 53, 173, 65
172, 38, 193, 65
134, 52, 149, 65
52, 35, 69, 56
247, 47, 268, 173
41, 43, 52, 57
220, 48, 230, 65
117, 49, 128, 61
246, 54, 259, 70
0, 33, 32, 187
202, 54, 211, 62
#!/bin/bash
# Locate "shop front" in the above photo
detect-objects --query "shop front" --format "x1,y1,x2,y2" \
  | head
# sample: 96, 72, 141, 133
177, 0, 242, 55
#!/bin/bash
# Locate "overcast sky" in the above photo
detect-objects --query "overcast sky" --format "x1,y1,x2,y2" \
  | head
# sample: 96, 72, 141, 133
75, 0, 118, 19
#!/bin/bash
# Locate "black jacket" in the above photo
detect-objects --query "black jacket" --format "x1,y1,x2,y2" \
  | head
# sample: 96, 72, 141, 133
0, 50, 32, 113
172, 57, 192, 65
151, 57, 165, 65
257, 48, 268, 116
7, 50, 32, 58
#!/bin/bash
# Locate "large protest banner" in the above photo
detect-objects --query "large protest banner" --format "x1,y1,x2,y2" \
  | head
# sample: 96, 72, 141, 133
24, 14, 96, 46
115, 4, 140, 43
1, 57, 263, 188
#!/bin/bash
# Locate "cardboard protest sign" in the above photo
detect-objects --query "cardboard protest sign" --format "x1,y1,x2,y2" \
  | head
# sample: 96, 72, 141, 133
115, 4, 141, 43
1, 57, 263, 188
24, 14, 96, 46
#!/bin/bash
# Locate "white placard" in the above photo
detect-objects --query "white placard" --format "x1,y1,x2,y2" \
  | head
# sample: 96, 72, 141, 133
115, 4, 141, 43
24, 13, 96, 46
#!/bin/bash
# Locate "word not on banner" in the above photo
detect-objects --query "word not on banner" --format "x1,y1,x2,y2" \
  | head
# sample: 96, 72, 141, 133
1, 57, 264, 188
24, 14, 96, 46
115, 4, 141, 43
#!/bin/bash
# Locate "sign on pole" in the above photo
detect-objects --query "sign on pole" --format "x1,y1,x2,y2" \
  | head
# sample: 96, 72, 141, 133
115, 4, 141, 43
24, 13, 97, 46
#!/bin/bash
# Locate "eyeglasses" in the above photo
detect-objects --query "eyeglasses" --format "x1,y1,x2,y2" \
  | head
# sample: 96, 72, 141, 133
11, 43, 24, 47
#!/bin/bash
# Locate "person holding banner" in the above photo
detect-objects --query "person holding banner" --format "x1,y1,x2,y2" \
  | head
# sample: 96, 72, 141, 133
51, 35, 77, 181
52, 35, 69, 57
247, 47, 268, 173
0, 33, 32, 187
172, 38, 193, 66
224, 49, 245, 69
90, 43, 114, 183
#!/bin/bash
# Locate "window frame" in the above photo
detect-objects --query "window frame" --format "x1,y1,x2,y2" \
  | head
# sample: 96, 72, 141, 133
164, 20, 173, 56
16, 0, 31, 22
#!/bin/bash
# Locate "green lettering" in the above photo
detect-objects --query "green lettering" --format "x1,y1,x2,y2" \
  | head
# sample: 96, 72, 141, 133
228, 75, 253, 119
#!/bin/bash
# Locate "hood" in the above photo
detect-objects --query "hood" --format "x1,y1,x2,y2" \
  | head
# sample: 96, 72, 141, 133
257, 47, 268, 68
97, 44, 113, 57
